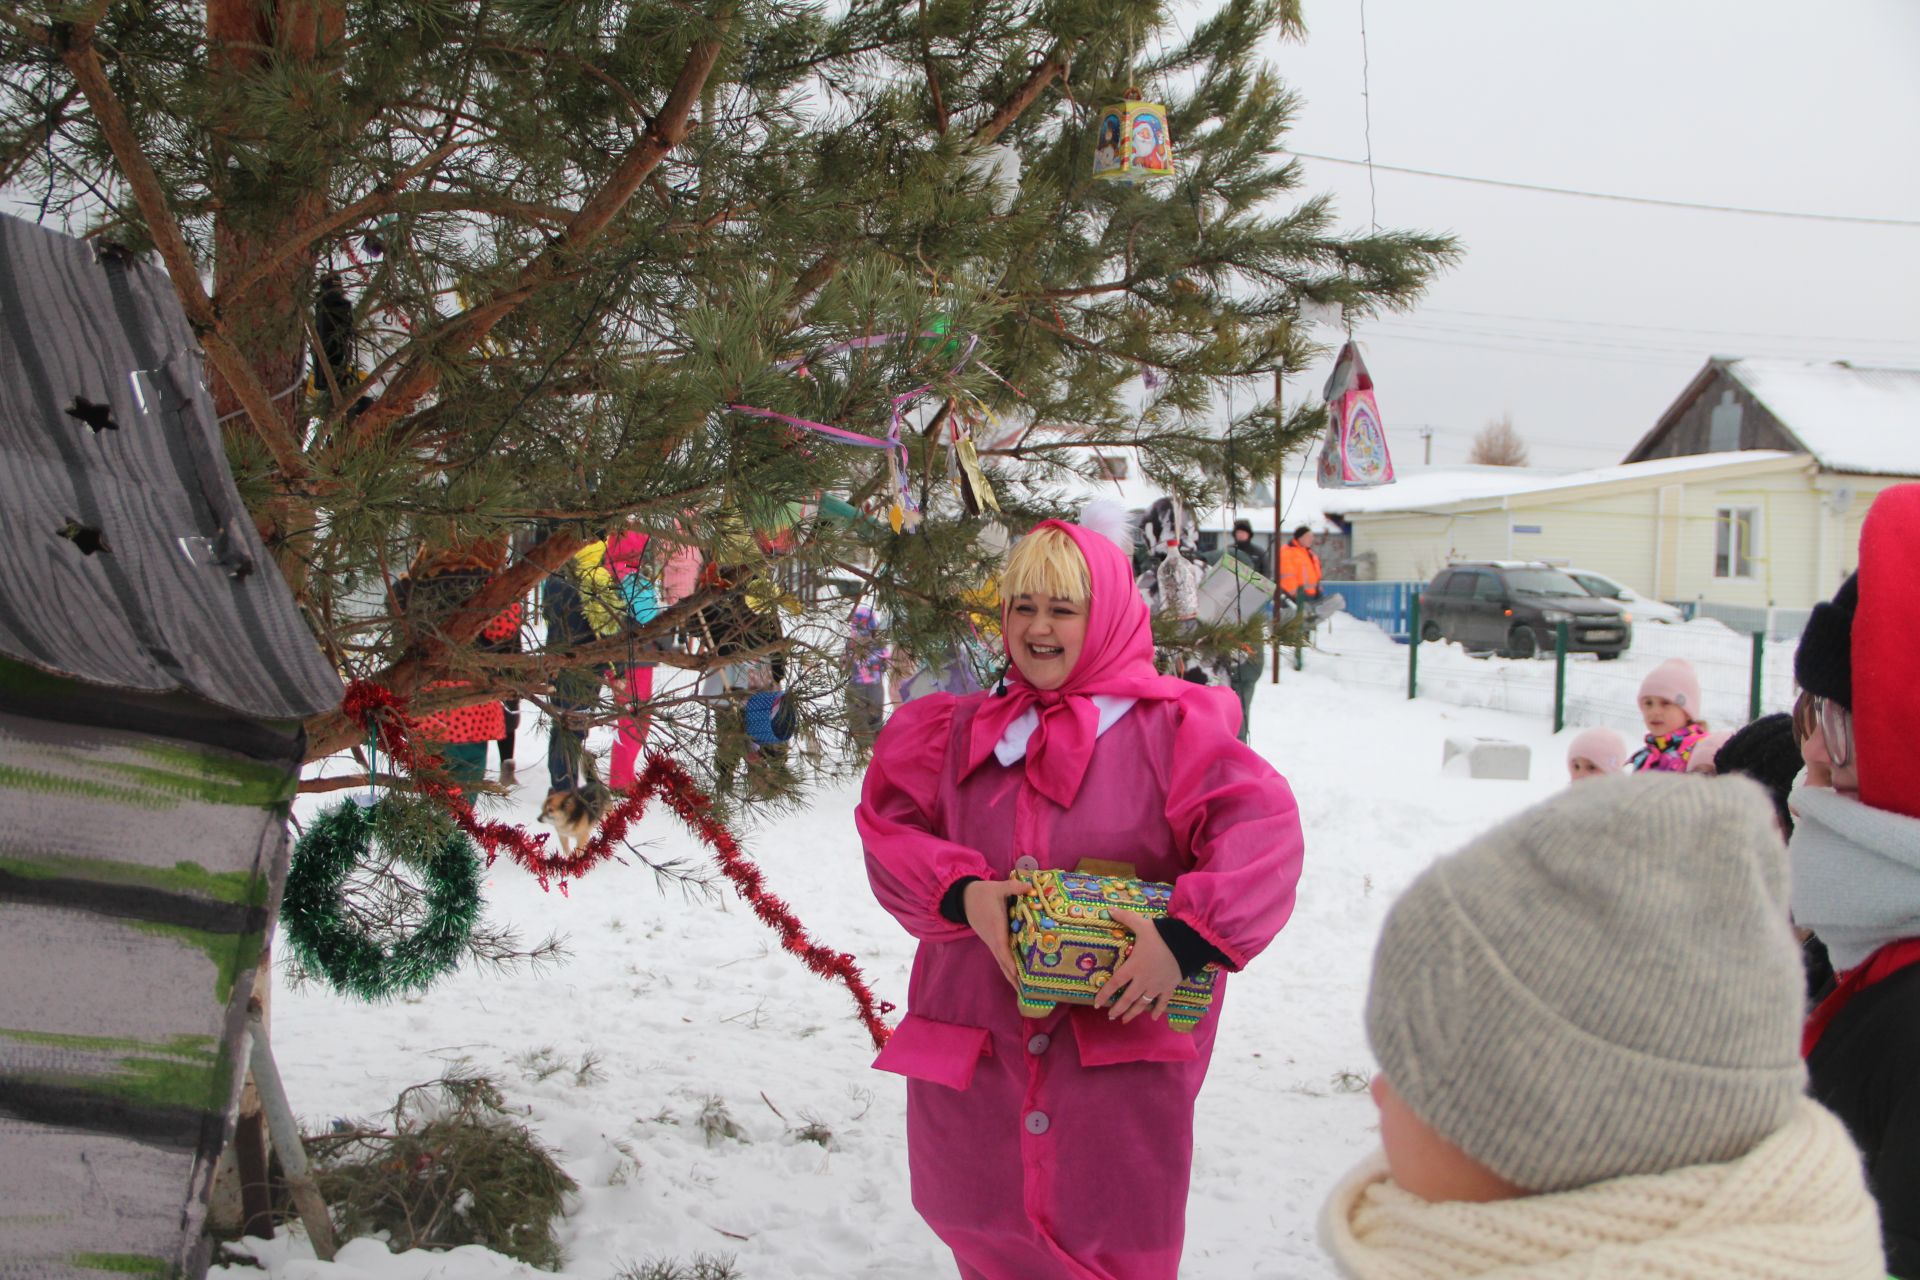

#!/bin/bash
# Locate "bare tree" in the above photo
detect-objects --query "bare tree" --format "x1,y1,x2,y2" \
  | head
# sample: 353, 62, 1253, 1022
1468, 414, 1531, 466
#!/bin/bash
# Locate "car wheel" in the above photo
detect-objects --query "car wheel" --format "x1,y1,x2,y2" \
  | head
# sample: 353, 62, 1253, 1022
1596, 651, 1622, 661
1505, 625, 1538, 659
1421, 620, 1442, 642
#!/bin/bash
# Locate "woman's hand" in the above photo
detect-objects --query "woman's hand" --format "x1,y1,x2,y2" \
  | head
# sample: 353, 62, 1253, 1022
963, 878, 1034, 988
1095, 908, 1183, 1023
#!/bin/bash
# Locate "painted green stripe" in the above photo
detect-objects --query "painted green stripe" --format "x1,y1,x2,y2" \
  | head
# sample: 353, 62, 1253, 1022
1, 1029, 215, 1060
0, 763, 173, 810
69, 1252, 172, 1275
0, 852, 266, 905
16, 744, 293, 809
0, 655, 76, 697
15, 1048, 227, 1113
129, 920, 264, 1003
133, 739, 297, 802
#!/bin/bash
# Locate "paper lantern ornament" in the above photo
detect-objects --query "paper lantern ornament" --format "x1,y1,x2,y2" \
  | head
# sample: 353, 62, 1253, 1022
1092, 92, 1173, 183
1316, 340, 1396, 489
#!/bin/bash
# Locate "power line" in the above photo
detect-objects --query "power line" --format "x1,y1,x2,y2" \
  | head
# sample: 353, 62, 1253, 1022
1419, 305, 1920, 351
1287, 151, 1920, 228
1360, 327, 1705, 369
1357, 0, 1377, 233
1375, 316, 1920, 364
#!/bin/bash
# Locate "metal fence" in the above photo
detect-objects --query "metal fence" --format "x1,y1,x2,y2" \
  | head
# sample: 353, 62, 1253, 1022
1322, 580, 1422, 643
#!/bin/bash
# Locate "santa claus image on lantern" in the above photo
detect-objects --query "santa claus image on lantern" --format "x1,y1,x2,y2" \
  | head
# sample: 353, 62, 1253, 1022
1130, 112, 1170, 173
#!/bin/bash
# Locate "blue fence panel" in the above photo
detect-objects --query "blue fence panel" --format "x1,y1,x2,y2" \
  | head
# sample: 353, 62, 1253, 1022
1324, 580, 1424, 643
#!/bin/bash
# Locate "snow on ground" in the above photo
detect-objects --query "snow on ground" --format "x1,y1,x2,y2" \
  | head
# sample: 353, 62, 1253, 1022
1308, 611, 1799, 739
222, 645, 1639, 1279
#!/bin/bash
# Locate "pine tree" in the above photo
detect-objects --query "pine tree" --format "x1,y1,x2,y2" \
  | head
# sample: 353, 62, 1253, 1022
2, 0, 1454, 796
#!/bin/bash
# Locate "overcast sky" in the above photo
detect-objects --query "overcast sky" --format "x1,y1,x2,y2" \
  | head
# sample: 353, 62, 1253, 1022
1230, 0, 1920, 474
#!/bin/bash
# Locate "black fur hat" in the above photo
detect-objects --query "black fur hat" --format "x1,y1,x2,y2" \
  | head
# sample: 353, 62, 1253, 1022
1794, 573, 1857, 709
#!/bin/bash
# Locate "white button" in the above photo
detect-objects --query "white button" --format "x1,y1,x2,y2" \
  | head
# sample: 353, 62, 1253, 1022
1014, 855, 1039, 872
1027, 1033, 1051, 1055
1024, 1111, 1050, 1135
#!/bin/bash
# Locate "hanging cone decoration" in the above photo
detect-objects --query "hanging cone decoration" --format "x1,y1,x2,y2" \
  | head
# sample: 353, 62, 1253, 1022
1092, 90, 1173, 184
949, 398, 1001, 516
1316, 340, 1396, 489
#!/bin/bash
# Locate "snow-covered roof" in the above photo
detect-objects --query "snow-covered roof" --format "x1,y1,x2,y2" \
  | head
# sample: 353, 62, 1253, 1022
1323, 450, 1799, 518
1724, 359, 1920, 476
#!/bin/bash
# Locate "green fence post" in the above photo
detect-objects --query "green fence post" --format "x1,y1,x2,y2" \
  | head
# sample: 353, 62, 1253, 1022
1750, 629, 1765, 723
1553, 620, 1570, 733
1408, 594, 1420, 700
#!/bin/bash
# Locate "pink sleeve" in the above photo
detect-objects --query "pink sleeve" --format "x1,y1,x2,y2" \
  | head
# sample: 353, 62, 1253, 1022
855, 694, 995, 942
1163, 697, 1304, 970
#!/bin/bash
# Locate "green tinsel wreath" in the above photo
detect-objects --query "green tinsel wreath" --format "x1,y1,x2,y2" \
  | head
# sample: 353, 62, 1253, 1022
283, 799, 483, 1001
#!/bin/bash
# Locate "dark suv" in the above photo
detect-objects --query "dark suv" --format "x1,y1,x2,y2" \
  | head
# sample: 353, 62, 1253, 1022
1419, 562, 1632, 659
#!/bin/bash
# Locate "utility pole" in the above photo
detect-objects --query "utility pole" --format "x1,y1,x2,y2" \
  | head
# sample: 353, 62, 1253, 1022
1420, 425, 1434, 466
1271, 366, 1284, 685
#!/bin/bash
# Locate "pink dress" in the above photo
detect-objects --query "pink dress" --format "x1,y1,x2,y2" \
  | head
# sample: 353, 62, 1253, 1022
857, 690, 1303, 1278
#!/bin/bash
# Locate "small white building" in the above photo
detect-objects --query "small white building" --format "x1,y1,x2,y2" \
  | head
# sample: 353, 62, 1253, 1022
1326, 358, 1920, 628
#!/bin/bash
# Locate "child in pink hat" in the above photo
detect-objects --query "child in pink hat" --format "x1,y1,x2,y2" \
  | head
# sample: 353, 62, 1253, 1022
1629, 658, 1710, 772
1566, 727, 1629, 781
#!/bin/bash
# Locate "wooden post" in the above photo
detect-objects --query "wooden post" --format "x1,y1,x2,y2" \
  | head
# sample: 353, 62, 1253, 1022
234, 946, 274, 1238
1271, 367, 1283, 684
248, 1003, 337, 1260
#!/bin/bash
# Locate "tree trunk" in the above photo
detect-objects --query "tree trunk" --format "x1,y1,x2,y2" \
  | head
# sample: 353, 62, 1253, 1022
206, 0, 342, 588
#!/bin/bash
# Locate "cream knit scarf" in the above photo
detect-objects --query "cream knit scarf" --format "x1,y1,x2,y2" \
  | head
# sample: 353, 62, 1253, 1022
1320, 1099, 1884, 1280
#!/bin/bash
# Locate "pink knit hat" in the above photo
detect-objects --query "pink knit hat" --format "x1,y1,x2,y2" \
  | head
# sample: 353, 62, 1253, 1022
1567, 727, 1630, 774
1639, 658, 1704, 722
1686, 730, 1734, 774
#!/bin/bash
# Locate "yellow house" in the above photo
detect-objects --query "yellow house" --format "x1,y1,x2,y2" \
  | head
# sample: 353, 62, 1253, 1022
1327, 358, 1920, 629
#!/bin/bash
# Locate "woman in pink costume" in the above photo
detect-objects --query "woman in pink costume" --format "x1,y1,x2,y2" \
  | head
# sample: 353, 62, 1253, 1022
856, 515, 1304, 1279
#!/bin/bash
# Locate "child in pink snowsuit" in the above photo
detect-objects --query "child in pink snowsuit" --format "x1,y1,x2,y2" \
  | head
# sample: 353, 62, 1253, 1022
856, 516, 1305, 1280
602, 530, 655, 792
1628, 657, 1709, 772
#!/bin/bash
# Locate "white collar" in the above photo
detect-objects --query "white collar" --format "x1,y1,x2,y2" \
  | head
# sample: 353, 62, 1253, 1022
993, 693, 1137, 766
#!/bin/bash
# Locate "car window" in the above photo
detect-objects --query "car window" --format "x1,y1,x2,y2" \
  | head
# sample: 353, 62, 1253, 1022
1573, 573, 1620, 598
1444, 571, 1477, 597
1429, 571, 1455, 596
1501, 567, 1586, 597
1472, 573, 1506, 601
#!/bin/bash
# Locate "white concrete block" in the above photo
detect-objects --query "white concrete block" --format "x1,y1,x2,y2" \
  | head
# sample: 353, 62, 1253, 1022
1442, 736, 1532, 781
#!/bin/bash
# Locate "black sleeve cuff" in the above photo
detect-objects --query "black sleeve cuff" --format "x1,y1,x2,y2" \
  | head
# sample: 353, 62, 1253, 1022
1156, 917, 1230, 979
939, 876, 982, 925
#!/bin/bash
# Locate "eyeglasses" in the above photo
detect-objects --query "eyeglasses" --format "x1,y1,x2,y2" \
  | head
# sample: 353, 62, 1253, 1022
1813, 695, 1854, 770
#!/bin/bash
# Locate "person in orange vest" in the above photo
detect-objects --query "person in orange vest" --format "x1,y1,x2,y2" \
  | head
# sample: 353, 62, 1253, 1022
1276, 525, 1324, 606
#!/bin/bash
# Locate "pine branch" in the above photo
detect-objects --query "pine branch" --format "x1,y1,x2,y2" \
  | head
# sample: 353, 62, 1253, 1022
53, 20, 312, 483
219, 140, 464, 305
972, 40, 1069, 143
302, 532, 586, 759
346, 4, 736, 443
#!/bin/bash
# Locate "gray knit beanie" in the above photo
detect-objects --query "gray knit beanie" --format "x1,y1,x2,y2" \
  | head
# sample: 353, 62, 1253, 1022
1366, 772, 1806, 1193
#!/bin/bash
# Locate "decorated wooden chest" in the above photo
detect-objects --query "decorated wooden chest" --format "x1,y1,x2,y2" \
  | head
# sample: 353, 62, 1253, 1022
1006, 868, 1219, 1032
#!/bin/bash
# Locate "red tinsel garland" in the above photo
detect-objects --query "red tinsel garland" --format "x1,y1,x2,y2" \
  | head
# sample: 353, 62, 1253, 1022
340, 680, 894, 1048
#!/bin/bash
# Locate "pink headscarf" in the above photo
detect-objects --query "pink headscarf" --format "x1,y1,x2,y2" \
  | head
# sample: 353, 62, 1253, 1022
962, 519, 1229, 806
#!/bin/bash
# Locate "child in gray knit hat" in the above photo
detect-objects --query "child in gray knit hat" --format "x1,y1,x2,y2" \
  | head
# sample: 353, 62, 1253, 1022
1321, 773, 1885, 1280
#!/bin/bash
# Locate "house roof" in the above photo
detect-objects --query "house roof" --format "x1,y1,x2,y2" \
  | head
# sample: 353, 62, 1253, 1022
0, 214, 342, 719
1722, 359, 1920, 476
1323, 450, 1800, 518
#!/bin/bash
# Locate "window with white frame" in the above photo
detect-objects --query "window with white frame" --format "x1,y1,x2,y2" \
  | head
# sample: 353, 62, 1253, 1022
1714, 506, 1759, 579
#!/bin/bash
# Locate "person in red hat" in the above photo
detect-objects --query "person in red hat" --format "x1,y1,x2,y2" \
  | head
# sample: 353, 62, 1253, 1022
1790, 482, 1920, 1277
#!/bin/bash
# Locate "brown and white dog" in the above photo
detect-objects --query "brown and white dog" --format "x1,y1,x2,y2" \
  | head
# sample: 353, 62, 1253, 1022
537, 786, 608, 856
